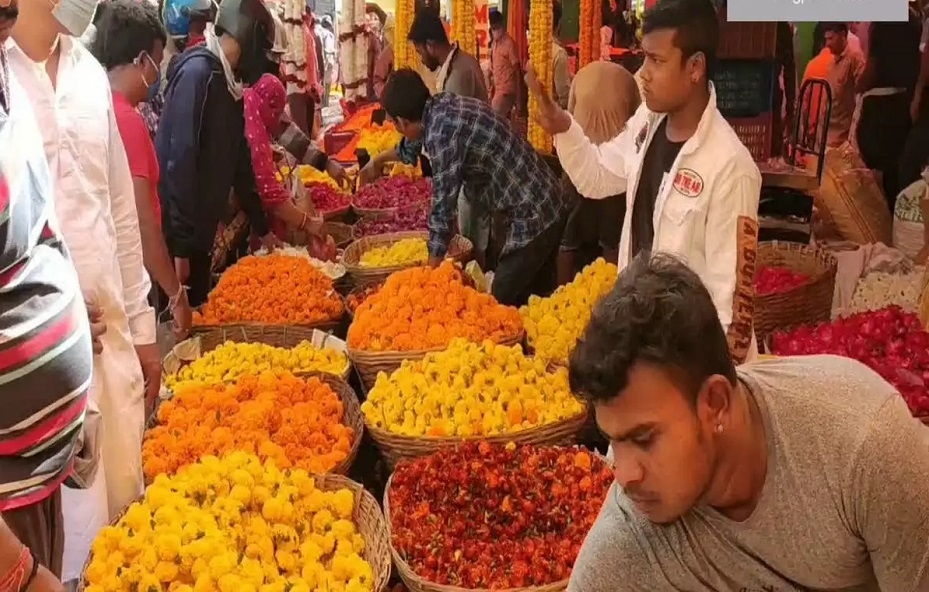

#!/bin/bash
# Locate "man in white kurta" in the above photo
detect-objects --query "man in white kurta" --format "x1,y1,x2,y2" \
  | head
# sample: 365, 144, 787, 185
7, 25, 156, 584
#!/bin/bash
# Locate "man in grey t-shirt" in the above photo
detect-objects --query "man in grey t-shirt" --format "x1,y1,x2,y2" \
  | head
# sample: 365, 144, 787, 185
567, 252, 929, 592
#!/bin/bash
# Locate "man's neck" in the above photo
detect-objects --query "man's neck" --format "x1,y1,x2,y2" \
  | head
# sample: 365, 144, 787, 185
434, 44, 453, 65
664, 86, 710, 144
108, 72, 140, 107
701, 381, 769, 522
11, 4, 60, 64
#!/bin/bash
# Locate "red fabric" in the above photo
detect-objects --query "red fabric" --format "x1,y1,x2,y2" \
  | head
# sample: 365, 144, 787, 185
243, 74, 290, 239
303, 17, 322, 98
112, 91, 161, 226
186, 34, 206, 49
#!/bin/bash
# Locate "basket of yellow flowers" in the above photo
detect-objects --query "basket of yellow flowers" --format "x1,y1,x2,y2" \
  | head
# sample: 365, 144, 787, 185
162, 326, 352, 396
342, 231, 473, 286
79, 453, 392, 592
359, 339, 588, 467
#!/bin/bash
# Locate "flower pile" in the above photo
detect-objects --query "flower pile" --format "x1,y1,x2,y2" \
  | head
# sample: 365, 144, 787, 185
347, 262, 522, 352
389, 162, 422, 179
770, 306, 929, 416
143, 372, 355, 479
278, 165, 342, 191
754, 266, 810, 296
164, 341, 349, 391
844, 268, 925, 316
308, 183, 351, 214
84, 452, 375, 592
359, 238, 429, 267
193, 255, 343, 326
356, 124, 403, 156
353, 204, 429, 238
353, 177, 431, 210
362, 339, 584, 437
389, 443, 612, 588
347, 284, 382, 314
520, 258, 617, 364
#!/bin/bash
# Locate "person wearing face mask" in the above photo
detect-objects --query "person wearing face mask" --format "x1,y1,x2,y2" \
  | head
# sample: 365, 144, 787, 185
90, 0, 192, 339
154, 0, 281, 308
7, 0, 160, 583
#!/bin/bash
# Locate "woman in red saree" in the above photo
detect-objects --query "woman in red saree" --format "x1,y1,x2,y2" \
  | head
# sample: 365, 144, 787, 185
243, 73, 336, 259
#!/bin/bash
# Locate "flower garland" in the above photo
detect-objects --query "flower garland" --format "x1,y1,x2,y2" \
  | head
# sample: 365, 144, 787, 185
450, 0, 476, 57
528, 0, 553, 153
394, 0, 417, 69
339, 0, 370, 101
278, 0, 308, 96
578, 0, 593, 68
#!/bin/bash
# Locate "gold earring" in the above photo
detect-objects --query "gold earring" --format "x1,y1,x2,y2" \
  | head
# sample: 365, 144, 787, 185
715, 424, 723, 434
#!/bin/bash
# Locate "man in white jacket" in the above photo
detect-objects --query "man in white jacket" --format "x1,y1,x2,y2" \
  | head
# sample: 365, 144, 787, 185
8, 0, 157, 582
527, 0, 761, 364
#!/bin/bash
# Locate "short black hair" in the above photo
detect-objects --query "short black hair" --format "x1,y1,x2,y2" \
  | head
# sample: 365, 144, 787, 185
90, 0, 167, 70
382, 68, 431, 122
408, 7, 449, 45
553, 1, 562, 29
642, 0, 718, 78
569, 252, 737, 405
820, 22, 849, 35
489, 8, 504, 29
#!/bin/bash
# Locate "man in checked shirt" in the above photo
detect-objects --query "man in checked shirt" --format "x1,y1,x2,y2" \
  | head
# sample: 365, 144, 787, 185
381, 68, 571, 306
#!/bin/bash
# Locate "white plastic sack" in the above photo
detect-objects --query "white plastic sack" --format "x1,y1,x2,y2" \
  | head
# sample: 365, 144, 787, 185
893, 179, 927, 259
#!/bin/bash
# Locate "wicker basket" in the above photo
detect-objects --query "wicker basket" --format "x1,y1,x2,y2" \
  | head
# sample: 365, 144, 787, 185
352, 204, 400, 220
384, 472, 568, 592
321, 203, 352, 222
343, 232, 473, 286
190, 299, 345, 335
754, 241, 837, 344
367, 403, 587, 469
349, 330, 524, 391
79, 474, 392, 592
147, 371, 364, 477
162, 326, 351, 385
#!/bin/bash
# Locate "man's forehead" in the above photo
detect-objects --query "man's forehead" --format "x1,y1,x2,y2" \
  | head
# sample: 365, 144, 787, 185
641, 28, 681, 58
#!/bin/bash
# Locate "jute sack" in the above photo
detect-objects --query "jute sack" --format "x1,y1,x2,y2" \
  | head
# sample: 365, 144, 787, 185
893, 179, 927, 259
812, 143, 892, 245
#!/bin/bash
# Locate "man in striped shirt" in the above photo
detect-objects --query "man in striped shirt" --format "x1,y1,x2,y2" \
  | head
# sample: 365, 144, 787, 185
0, 0, 97, 584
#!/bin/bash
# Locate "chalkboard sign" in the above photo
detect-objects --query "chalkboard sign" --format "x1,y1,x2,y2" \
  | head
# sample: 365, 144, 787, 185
712, 59, 776, 119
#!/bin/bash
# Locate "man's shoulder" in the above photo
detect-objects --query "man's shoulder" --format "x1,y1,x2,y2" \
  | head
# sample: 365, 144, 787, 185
568, 486, 664, 592
700, 110, 762, 182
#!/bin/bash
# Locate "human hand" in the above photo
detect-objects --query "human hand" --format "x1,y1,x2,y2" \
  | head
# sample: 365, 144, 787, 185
86, 302, 106, 355
24, 563, 65, 592
170, 289, 192, 341
174, 257, 190, 285
135, 343, 161, 417
358, 159, 383, 186
911, 95, 922, 123
525, 62, 572, 135
260, 233, 283, 251
326, 159, 348, 187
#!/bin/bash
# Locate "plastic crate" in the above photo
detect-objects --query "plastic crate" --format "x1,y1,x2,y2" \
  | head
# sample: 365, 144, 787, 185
713, 59, 776, 119
730, 113, 773, 163
718, 21, 777, 60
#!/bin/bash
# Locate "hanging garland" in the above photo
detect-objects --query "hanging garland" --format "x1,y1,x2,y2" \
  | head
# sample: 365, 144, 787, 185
394, 0, 417, 69
578, 0, 592, 67
338, 0, 370, 100
528, 0, 553, 153
450, 0, 476, 56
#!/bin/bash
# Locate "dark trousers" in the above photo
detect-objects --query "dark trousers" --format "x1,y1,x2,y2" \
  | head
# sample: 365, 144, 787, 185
857, 93, 911, 210
185, 252, 214, 308
492, 217, 567, 307
1, 488, 64, 578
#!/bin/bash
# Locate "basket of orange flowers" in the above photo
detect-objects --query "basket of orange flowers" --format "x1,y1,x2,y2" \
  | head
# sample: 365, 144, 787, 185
191, 253, 345, 334
346, 261, 524, 390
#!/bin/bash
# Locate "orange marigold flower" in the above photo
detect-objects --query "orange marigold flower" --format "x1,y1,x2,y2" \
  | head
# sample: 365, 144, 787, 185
193, 254, 344, 326
142, 372, 354, 480
346, 261, 523, 351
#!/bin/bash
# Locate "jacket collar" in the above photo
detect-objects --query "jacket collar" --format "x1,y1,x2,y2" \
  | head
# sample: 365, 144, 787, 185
645, 83, 719, 157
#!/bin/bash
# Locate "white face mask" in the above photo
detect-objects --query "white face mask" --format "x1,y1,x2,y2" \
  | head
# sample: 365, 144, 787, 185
51, 0, 99, 37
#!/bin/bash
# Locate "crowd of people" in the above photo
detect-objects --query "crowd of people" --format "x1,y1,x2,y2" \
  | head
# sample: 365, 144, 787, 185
0, 0, 928, 588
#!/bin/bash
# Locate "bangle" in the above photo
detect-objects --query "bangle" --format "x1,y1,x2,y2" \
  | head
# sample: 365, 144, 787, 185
168, 286, 188, 310
0, 546, 31, 592
18, 549, 37, 592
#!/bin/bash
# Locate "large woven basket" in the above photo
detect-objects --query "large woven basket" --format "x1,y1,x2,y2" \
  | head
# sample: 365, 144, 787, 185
146, 372, 365, 477
342, 231, 473, 286
349, 330, 524, 392
162, 326, 351, 386
384, 473, 568, 592
754, 241, 837, 345
918, 265, 929, 330
367, 404, 587, 469
79, 474, 392, 592
190, 298, 345, 335
352, 204, 400, 220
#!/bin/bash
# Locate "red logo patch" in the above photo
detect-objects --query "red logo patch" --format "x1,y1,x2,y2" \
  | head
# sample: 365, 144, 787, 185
672, 168, 703, 198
